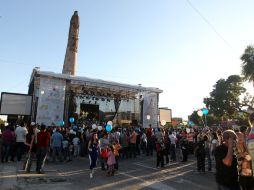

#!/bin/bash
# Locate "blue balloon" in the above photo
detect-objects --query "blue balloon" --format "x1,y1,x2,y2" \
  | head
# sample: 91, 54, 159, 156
59, 121, 64, 126
188, 121, 193, 126
202, 108, 209, 115
106, 124, 112, 132
69, 117, 75, 123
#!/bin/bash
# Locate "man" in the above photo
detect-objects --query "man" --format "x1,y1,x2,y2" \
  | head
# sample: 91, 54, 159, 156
15, 123, 28, 161
1, 125, 15, 162
129, 128, 137, 158
146, 125, 154, 156
214, 130, 240, 190
99, 133, 109, 170
51, 128, 63, 162
36, 124, 50, 174
169, 131, 177, 162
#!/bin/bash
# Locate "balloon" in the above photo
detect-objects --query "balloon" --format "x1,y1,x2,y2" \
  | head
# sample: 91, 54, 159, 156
188, 121, 193, 126
202, 108, 209, 115
197, 110, 203, 117
107, 121, 113, 125
182, 121, 188, 126
186, 128, 190, 133
161, 120, 166, 126
69, 117, 75, 123
59, 121, 65, 126
106, 124, 112, 132
98, 126, 102, 131
146, 115, 151, 120
92, 124, 97, 130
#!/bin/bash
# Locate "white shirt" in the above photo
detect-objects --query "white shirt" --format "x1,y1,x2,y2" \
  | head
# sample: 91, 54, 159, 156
15, 126, 28, 143
169, 134, 177, 145
72, 137, 80, 146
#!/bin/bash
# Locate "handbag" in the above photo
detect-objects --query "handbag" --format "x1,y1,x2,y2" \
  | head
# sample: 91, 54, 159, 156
100, 149, 108, 158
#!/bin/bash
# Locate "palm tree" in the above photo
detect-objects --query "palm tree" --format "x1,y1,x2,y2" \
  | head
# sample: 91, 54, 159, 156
241, 45, 254, 83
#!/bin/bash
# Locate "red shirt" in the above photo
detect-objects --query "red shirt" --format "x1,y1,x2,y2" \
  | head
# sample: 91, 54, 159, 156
37, 131, 50, 148
2, 129, 15, 145
146, 128, 152, 138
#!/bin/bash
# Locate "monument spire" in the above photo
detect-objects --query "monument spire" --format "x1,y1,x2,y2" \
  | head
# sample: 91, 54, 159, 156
62, 11, 79, 75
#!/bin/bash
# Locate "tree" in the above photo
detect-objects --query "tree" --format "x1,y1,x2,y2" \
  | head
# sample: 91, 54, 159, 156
241, 45, 254, 83
205, 75, 246, 120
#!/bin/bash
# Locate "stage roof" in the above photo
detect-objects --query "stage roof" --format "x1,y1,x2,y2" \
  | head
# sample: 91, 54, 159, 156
29, 69, 163, 97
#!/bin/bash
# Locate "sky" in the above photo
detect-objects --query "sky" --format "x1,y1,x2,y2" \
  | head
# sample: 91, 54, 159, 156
1, 0, 254, 120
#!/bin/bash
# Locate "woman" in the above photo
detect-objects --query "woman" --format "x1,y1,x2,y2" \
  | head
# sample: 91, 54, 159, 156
88, 133, 99, 179
24, 125, 36, 173
236, 132, 253, 190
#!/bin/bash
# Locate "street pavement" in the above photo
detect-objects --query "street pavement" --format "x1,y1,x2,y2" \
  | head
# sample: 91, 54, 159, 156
0, 154, 217, 190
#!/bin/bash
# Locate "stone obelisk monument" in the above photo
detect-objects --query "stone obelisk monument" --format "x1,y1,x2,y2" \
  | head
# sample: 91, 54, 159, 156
62, 11, 79, 75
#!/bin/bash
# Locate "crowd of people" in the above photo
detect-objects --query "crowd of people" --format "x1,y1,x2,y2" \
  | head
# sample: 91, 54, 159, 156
0, 122, 253, 189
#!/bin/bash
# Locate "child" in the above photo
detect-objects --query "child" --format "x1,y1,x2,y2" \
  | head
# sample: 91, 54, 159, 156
195, 139, 206, 173
62, 136, 71, 161
107, 146, 116, 176
113, 140, 122, 170
72, 135, 80, 158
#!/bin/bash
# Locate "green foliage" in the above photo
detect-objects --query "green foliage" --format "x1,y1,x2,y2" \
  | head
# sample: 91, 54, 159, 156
241, 45, 254, 83
204, 75, 246, 119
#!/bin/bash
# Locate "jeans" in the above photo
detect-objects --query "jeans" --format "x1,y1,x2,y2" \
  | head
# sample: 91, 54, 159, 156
52, 146, 62, 162
121, 147, 129, 159
1, 144, 12, 162
170, 144, 176, 161
146, 139, 153, 156
16, 142, 25, 161
36, 147, 47, 172
205, 148, 212, 170
129, 143, 136, 158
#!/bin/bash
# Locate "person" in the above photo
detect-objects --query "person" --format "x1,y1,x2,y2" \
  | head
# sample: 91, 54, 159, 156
141, 130, 147, 154
24, 124, 37, 172
211, 132, 219, 156
113, 140, 121, 170
129, 128, 137, 158
156, 141, 164, 168
72, 135, 80, 157
163, 131, 170, 165
107, 145, 116, 176
214, 130, 240, 190
99, 133, 109, 170
204, 134, 212, 171
236, 132, 252, 190
51, 128, 63, 162
1, 125, 15, 163
169, 131, 177, 162
120, 129, 129, 159
36, 124, 50, 174
62, 135, 71, 162
15, 123, 28, 161
180, 136, 189, 162
88, 133, 99, 179
195, 137, 206, 173
146, 125, 153, 156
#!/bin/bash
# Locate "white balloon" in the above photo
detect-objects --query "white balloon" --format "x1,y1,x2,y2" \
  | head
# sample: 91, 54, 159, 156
146, 115, 151, 120
107, 121, 113, 125
197, 110, 203, 117
161, 120, 166, 126
92, 124, 97, 129
186, 128, 191, 133
98, 126, 102, 131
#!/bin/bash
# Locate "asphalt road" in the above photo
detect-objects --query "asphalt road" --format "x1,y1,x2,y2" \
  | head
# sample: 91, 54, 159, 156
0, 154, 217, 190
